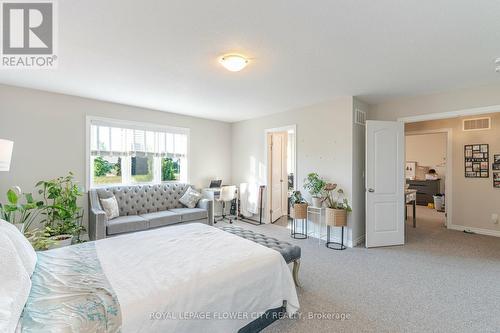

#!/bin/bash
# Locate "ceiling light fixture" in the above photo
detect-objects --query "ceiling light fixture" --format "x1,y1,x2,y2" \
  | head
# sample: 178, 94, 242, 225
496, 57, 500, 72
219, 54, 249, 72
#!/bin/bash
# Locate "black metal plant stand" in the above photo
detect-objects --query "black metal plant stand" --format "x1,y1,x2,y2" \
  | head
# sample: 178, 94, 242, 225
326, 225, 346, 250
291, 218, 308, 239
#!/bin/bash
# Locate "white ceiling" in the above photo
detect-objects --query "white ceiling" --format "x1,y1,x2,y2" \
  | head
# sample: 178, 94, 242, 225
1, 0, 500, 122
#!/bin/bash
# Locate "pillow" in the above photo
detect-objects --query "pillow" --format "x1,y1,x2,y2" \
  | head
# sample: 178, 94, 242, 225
0, 233, 31, 333
100, 196, 119, 220
179, 187, 202, 208
0, 220, 37, 276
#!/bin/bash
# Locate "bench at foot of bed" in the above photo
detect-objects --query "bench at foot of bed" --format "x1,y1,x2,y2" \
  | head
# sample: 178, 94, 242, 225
221, 226, 302, 287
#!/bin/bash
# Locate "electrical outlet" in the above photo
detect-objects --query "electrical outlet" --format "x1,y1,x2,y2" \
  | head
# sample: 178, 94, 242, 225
492, 214, 499, 224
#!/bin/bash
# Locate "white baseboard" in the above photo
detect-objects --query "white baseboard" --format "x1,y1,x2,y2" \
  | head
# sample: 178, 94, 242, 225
447, 224, 500, 238
351, 234, 366, 247
322, 233, 365, 248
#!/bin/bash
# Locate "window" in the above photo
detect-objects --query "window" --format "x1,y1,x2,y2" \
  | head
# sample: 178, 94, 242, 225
92, 156, 122, 185
161, 157, 181, 181
88, 118, 189, 187
131, 156, 153, 183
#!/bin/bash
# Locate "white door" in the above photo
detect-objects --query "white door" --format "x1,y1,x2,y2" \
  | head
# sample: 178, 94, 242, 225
366, 121, 405, 247
268, 132, 288, 222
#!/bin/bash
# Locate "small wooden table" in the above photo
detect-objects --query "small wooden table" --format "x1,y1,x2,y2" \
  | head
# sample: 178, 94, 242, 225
405, 189, 417, 228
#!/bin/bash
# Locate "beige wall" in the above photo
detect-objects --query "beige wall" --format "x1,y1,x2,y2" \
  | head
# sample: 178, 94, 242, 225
405, 133, 447, 192
231, 97, 367, 245
406, 114, 500, 233
371, 83, 500, 121
0, 85, 232, 229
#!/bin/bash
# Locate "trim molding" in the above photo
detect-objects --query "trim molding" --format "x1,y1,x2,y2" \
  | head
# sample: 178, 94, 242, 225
351, 234, 365, 247
447, 224, 500, 238
405, 128, 453, 232
397, 104, 500, 123
324, 232, 365, 248
263, 124, 297, 224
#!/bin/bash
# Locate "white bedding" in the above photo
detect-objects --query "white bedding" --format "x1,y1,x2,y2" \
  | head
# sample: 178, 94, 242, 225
95, 223, 299, 332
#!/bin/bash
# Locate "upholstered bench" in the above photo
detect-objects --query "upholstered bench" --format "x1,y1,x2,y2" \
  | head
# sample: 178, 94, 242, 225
221, 226, 301, 287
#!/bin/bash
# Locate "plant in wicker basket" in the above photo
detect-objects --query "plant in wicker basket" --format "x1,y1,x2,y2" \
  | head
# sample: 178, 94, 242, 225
290, 190, 308, 219
323, 184, 352, 226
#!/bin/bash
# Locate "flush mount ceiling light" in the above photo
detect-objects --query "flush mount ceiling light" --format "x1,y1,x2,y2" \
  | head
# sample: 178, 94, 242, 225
219, 54, 249, 72
496, 57, 500, 72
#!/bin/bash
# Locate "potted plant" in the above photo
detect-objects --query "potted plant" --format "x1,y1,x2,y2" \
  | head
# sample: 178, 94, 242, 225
36, 172, 85, 249
0, 186, 44, 233
323, 183, 352, 227
303, 173, 326, 207
290, 190, 308, 219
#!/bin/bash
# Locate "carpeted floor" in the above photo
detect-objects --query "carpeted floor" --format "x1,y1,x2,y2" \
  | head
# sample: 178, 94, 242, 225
227, 206, 500, 332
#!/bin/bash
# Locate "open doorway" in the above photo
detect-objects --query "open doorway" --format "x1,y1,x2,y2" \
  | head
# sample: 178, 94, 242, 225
366, 109, 500, 248
405, 129, 450, 235
265, 126, 296, 225
401, 110, 500, 241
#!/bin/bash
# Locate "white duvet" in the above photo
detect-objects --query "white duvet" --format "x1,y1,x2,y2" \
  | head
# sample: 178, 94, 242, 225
95, 223, 299, 332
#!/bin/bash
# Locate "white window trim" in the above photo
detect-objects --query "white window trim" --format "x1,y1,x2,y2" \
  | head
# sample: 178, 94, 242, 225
86, 116, 190, 190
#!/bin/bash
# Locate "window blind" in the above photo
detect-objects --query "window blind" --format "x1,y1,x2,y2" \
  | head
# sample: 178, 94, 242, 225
90, 121, 188, 158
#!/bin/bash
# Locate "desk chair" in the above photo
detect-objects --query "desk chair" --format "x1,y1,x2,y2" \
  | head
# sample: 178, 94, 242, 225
214, 185, 236, 224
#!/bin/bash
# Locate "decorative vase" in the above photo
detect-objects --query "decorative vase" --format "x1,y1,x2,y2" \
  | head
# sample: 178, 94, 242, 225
325, 208, 347, 227
48, 235, 74, 249
311, 197, 323, 208
291, 203, 308, 219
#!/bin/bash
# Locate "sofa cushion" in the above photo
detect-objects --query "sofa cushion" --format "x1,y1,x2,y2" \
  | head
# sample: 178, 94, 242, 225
107, 215, 148, 235
169, 208, 208, 222
100, 196, 119, 220
140, 211, 182, 228
179, 187, 202, 208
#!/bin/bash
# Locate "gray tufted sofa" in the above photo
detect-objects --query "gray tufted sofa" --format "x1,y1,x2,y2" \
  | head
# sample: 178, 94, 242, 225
88, 183, 213, 240
221, 226, 301, 287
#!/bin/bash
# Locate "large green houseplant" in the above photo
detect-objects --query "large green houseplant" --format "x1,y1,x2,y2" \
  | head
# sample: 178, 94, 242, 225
303, 173, 326, 207
36, 172, 85, 248
0, 187, 44, 233
0, 172, 85, 250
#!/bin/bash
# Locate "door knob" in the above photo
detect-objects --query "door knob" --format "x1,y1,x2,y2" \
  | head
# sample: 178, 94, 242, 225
368, 188, 375, 193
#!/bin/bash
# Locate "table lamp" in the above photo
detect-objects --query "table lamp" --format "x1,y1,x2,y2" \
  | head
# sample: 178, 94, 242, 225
0, 139, 14, 171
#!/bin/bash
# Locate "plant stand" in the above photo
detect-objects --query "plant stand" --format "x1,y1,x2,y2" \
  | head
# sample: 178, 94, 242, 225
291, 217, 308, 239
290, 203, 308, 239
326, 225, 346, 250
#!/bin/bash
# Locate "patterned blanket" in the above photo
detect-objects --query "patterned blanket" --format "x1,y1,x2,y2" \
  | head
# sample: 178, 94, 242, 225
19, 242, 122, 333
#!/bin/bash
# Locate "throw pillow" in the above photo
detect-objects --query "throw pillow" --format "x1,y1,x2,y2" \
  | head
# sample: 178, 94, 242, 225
100, 196, 119, 220
0, 219, 37, 277
179, 187, 202, 208
0, 232, 32, 333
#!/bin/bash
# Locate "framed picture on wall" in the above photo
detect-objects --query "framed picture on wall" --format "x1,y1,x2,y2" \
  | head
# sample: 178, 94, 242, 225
464, 144, 489, 178
493, 154, 500, 171
494, 172, 500, 188
405, 161, 416, 179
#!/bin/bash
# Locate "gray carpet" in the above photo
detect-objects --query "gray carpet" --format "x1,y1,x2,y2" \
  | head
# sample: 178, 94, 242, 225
226, 207, 500, 332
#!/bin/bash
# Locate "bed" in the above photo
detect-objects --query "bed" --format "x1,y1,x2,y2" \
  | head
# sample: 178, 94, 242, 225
12, 223, 299, 332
